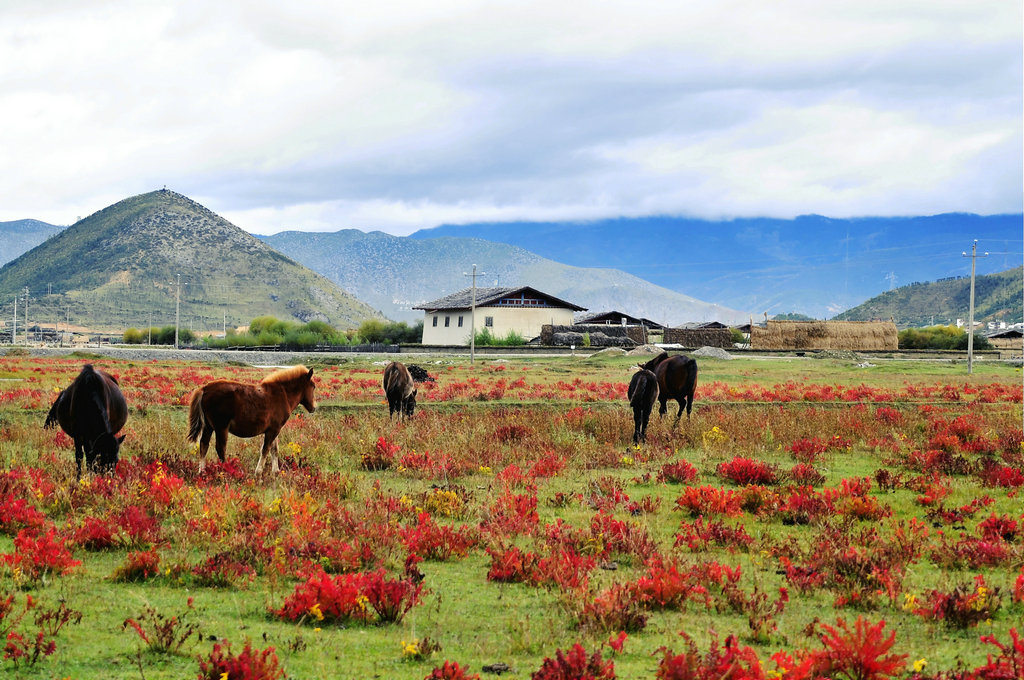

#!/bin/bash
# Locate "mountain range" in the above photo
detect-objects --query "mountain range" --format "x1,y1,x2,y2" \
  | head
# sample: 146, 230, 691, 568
260, 229, 743, 325
1, 194, 1020, 332
412, 214, 1023, 319
0, 191, 381, 332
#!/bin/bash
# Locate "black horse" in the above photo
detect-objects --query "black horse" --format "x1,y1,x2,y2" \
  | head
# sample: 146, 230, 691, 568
640, 352, 698, 423
44, 365, 127, 478
627, 368, 659, 444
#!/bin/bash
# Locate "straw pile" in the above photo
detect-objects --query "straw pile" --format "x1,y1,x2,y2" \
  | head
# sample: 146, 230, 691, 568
750, 320, 897, 351
663, 328, 733, 348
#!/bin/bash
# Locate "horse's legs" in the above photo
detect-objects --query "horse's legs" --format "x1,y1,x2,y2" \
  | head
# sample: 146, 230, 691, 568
632, 407, 642, 445
657, 396, 668, 418
74, 440, 84, 480
674, 399, 685, 425
255, 428, 281, 475
213, 427, 229, 463
271, 438, 280, 474
197, 425, 214, 473
640, 403, 652, 442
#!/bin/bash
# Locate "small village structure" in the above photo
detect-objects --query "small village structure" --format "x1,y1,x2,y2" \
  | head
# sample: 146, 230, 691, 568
985, 327, 1023, 356
575, 311, 665, 330
664, 321, 734, 348
751, 319, 898, 351
415, 286, 586, 345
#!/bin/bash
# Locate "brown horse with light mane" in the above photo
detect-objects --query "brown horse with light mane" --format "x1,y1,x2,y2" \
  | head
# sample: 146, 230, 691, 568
383, 361, 416, 419
186, 365, 316, 474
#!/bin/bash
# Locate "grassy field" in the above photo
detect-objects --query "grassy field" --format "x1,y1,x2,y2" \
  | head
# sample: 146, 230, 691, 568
0, 352, 1022, 679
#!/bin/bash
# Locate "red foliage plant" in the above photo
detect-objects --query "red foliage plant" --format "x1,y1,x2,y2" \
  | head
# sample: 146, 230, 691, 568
654, 630, 765, 680
426, 660, 481, 680
110, 548, 160, 583
777, 616, 907, 680
196, 640, 285, 680
1, 527, 81, 583
657, 460, 698, 484
274, 568, 423, 625
717, 457, 779, 486
530, 643, 615, 680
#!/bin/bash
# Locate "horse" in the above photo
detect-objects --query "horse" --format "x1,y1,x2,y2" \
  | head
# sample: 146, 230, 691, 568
640, 351, 698, 423
627, 368, 659, 444
186, 365, 316, 475
383, 361, 416, 419
44, 364, 127, 479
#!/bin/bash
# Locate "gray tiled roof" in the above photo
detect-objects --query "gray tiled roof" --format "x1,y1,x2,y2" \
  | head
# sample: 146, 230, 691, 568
414, 286, 585, 311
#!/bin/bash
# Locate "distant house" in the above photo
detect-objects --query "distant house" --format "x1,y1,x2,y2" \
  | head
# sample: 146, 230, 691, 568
986, 327, 1023, 353
575, 311, 665, 330
415, 286, 586, 345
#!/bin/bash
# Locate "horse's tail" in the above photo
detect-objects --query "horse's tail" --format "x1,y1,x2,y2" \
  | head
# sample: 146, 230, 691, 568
43, 390, 64, 429
629, 370, 658, 409
186, 388, 205, 443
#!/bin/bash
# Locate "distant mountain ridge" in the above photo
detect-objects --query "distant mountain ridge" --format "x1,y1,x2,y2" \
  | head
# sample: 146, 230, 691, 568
0, 219, 64, 265
412, 213, 1023, 318
836, 266, 1023, 327
261, 229, 745, 325
0, 191, 381, 332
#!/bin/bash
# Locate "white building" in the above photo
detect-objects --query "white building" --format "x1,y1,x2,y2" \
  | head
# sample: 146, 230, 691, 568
415, 286, 586, 345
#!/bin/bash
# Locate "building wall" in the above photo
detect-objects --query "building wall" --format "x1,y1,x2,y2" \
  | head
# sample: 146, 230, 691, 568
422, 306, 576, 345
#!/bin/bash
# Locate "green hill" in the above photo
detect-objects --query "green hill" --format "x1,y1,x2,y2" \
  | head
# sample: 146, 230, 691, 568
0, 190, 382, 333
835, 266, 1023, 327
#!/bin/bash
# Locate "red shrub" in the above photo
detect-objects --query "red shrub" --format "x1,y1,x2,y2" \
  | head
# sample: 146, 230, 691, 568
1, 528, 81, 583
485, 545, 539, 583
717, 457, 779, 486
803, 616, 907, 680
110, 549, 160, 583
575, 583, 648, 634
197, 640, 285, 680
530, 643, 615, 680
426, 660, 480, 680
0, 495, 46, 536
658, 460, 698, 484
973, 628, 1024, 680
274, 568, 423, 625
655, 630, 765, 680
674, 486, 743, 518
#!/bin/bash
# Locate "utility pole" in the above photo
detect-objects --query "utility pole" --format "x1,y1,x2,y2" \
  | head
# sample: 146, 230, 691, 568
464, 264, 484, 365
962, 240, 988, 374
175, 275, 181, 348
11, 296, 16, 345
23, 288, 28, 344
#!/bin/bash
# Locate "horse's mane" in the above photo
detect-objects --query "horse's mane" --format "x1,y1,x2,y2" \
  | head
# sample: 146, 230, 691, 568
261, 365, 310, 385
640, 351, 670, 371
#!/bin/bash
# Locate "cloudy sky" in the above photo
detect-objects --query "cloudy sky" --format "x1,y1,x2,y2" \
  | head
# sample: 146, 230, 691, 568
2, 1, 1021, 236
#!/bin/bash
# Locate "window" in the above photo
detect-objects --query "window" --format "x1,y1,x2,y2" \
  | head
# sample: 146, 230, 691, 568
485, 316, 493, 327
444, 316, 450, 327
432, 316, 437, 327
458, 316, 463, 327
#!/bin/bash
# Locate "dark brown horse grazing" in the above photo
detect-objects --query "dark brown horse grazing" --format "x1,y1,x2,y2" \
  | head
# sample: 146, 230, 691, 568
383, 361, 416, 419
186, 365, 316, 474
627, 368, 659, 444
640, 352, 698, 423
44, 364, 127, 479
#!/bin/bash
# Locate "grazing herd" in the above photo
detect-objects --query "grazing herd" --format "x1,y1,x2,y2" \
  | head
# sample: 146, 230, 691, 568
44, 353, 697, 477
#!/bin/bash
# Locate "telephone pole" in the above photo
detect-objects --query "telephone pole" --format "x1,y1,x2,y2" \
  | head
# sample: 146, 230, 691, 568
175, 275, 181, 348
464, 264, 484, 365
962, 240, 988, 374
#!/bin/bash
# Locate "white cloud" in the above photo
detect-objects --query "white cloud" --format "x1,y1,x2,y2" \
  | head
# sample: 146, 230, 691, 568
0, 0, 1019, 231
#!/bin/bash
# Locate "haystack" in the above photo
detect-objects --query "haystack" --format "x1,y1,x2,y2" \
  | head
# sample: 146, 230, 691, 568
751, 320, 897, 351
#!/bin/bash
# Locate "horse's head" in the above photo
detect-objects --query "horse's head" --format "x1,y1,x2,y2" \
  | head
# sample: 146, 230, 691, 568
91, 432, 125, 472
301, 368, 317, 413
404, 388, 417, 418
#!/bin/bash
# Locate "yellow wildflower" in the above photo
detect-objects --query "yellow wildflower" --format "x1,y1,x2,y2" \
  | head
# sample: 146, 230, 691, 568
913, 659, 927, 672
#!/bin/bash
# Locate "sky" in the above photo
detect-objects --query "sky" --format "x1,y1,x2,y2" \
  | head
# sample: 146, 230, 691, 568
1, 1, 1021, 236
